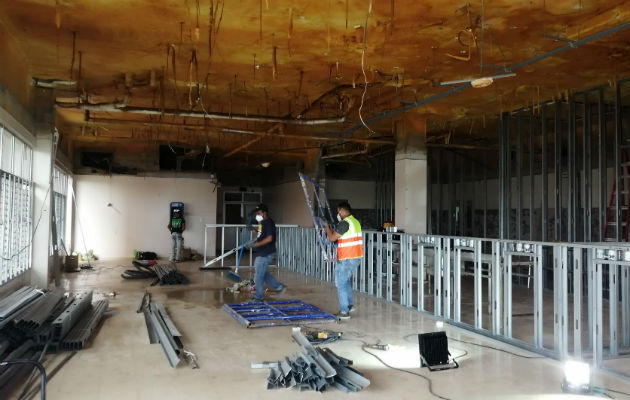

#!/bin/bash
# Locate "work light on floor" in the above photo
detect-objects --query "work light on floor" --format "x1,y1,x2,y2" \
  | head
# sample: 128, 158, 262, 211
562, 360, 591, 393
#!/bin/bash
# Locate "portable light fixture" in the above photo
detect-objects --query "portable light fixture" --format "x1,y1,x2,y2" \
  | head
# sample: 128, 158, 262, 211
562, 360, 591, 394
260, 162, 271, 168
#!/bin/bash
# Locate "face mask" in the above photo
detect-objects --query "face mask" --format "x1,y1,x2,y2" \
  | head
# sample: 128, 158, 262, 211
255, 214, 264, 222
337, 214, 342, 222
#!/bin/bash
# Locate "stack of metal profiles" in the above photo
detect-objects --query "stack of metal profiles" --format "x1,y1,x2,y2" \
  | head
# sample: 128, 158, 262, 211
121, 263, 189, 285
152, 264, 189, 285
0, 287, 43, 329
142, 299, 185, 368
51, 291, 93, 341
259, 328, 370, 392
60, 299, 109, 351
14, 289, 65, 335
0, 286, 109, 397
223, 300, 337, 328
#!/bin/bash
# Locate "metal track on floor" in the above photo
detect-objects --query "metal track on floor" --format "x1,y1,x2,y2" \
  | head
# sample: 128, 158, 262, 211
223, 300, 337, 328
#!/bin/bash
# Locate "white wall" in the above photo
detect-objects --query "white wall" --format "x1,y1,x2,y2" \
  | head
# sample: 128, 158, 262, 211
264, 180, 313, 226
74, 175, 217, 258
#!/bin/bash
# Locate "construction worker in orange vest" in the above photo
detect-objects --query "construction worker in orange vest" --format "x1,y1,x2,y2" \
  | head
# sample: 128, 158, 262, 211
324, 201, 363, 320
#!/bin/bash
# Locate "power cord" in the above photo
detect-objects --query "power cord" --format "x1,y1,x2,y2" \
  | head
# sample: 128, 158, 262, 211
342, 335, 452, 400
447, 336, 544, 359
404, 335, 629, 399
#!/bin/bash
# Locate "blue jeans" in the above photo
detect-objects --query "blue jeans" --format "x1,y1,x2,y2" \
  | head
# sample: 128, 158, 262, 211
335, 258, 360, 313
171, 233, 183, 261
253, 252, 283, 301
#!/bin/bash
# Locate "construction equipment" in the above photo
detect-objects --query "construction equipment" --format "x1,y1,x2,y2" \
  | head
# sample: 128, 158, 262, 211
199, 240, 255, 269
223, 300, 337, 328
298, 173, 337, 261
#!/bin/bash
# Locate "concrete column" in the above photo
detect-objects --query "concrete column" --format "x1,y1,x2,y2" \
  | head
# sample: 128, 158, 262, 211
395, 115, 428, 234
30, 89, 55, 288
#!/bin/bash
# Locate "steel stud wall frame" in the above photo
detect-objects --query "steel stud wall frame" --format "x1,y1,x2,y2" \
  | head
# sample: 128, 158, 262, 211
428, 78, 630, 244
276, 228, 630, 375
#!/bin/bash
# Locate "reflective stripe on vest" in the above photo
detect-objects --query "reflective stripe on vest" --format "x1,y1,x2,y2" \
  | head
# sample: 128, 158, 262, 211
337, 215, 363, 260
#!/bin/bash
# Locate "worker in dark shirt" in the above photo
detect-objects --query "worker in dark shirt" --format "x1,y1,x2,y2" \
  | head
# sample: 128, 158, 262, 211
247, 204, 286, 301
168, 210, 186, 262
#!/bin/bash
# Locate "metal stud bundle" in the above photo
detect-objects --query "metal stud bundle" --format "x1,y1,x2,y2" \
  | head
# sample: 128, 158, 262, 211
121, 262, 189, 285
258, 327, 370, 393
0, 286, 109, 397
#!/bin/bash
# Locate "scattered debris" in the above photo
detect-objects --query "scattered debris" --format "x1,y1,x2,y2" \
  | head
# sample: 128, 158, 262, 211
254, 327, 370, 392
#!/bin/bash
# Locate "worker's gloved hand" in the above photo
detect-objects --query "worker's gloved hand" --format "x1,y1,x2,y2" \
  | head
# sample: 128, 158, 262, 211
245, 241, 256, 250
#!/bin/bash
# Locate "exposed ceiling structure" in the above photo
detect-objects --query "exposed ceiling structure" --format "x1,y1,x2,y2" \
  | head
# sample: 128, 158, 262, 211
0, 0, 628, 177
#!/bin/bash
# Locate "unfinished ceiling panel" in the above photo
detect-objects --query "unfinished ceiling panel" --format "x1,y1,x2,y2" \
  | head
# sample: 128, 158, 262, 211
0, 0, 627, 175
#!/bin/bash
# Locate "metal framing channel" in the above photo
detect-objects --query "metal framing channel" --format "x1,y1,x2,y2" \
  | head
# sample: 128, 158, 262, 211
506, 115, 512, 239
529, 116, 535, 240
592, 259, 603, 366
427, 154, 432, 235
459, 155, 464, 235
517, 117, 523, 240
492, 241, 502, 334
499, 114, 506, 239
404, 235, 413, 306
504, 250, 513, 338
541, 105, 549, 241
367, 233, 374, 296
568, 97, 576, 242
453, 241, 461, 323
483, 158, 488, 238
552, 246, 569, 357
573, 249, 582, 357
554, 101, 562, 241
623, 265, 629, 347
587, 248, 594, 350
449, 151, 456, 235
614, 83, 621, 241
436, 149, 442, 234
583, 93, 592, 242
418, 240, 425, 312
474, 240, 482, 329
386, 233, 393, 302
444, 238, 451, 319
376, 234, 383, 298
434, 238, 442, 317
598, 89, 606, 242
609, 262, 618, 356
534, 244, 544, 348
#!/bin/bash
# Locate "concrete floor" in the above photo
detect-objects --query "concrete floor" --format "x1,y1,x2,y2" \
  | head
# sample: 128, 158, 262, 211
20, 259, 630, 400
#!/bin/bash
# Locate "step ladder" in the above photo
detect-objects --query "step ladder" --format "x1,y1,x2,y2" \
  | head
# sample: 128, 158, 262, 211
604, 148, 630, 242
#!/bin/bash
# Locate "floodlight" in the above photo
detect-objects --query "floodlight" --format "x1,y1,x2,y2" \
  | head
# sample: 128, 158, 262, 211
562, 360, 591, 393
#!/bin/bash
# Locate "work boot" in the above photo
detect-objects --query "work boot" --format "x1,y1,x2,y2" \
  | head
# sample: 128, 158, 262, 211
336, 311, 350, 320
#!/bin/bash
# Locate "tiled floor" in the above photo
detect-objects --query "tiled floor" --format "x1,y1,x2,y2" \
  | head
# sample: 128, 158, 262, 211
19, 259, 630, 399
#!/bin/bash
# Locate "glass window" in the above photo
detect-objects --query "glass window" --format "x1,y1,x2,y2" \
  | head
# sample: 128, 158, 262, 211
0, 124, 34, 284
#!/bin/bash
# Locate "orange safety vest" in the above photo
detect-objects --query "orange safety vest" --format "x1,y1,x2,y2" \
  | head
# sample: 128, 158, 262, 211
337, 215, 363, 260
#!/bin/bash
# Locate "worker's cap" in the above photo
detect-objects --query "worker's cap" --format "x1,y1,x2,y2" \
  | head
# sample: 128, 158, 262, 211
253, 203, 268, 213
